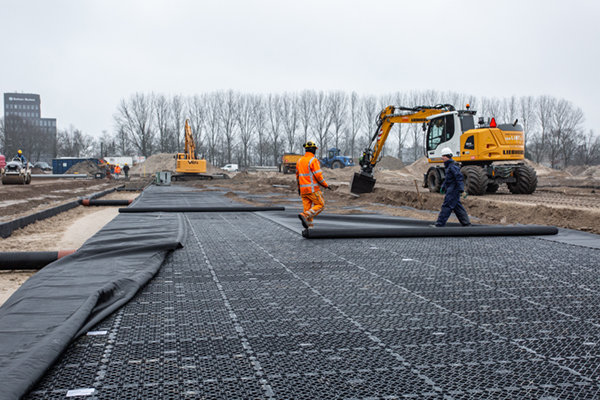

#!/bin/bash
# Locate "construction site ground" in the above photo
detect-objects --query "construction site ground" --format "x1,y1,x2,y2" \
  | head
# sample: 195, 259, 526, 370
0, 158, 600, 398
1, 159, 600, 307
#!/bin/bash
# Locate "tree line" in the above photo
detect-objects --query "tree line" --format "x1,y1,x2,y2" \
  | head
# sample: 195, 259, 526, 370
2, 90, 598, 168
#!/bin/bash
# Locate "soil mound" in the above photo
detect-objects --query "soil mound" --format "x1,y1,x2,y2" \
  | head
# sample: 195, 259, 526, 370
30, 167, 45, 174
522, 159, 572, 178
65, 160, 101, 175
376, 156, 405, 170
398, 157, 431, 179
567, 165, 600, 178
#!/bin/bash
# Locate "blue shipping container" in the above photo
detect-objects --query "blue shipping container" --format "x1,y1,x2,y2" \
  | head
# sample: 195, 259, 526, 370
52, 158, 102, 174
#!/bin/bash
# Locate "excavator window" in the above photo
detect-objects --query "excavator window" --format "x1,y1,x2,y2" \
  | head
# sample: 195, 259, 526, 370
427, 115, 455, 151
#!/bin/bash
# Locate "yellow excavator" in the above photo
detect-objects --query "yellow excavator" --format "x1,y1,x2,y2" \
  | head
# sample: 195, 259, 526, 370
172, 120, 212, 181
350, 104, 537, 195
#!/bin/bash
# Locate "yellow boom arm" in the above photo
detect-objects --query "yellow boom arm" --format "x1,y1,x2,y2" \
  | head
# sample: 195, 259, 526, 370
184, 119, 196, 160
364, 105, 454, 173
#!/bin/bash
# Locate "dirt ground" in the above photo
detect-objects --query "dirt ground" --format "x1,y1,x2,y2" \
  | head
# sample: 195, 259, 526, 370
0, 187, 141, 306
2, 158, 600, 306
0, 178, 125, 221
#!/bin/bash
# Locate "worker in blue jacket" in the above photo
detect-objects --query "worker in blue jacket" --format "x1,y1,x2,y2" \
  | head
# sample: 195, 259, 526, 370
434, 147, 471, 227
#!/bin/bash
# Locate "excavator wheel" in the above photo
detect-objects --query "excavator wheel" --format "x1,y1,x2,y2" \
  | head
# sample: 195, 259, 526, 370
427, 169, 442, 193
461, 166, 488, 196
507, 165, 537, 194
486, 182, 499, 193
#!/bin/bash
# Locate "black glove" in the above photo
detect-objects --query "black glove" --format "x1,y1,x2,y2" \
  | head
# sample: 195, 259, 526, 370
459, 190, 464, 193
327, 186, 333, 191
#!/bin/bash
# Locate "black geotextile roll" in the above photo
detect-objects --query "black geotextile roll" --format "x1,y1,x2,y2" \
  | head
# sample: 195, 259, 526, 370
0, 212, 185, 400
0, 251, 69, 270
119, 206, 286, 213
82, 199, 132, 206
302, 224, 559, 239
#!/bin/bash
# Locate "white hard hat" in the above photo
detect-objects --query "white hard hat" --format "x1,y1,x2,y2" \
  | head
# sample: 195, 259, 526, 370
441, 147, 453, 157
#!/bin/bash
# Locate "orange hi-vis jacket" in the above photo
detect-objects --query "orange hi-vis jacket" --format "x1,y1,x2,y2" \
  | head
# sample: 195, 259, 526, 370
296, 152, 329, 194
115, 165, 121, 174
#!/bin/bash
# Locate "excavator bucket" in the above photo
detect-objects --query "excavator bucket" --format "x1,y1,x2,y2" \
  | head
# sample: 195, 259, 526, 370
350, 172, 376, 194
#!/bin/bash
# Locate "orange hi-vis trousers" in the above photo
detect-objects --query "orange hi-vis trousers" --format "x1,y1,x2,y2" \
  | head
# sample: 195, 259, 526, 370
301, 191, 325, 227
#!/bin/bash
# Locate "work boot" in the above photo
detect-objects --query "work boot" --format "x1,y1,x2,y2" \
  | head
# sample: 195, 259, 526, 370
298, 213, 309, 229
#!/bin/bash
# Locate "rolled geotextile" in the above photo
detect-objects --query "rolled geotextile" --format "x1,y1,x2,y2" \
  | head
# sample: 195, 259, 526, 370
119, 206, 286, 213
81, 199, 134, 206
302, 225, 559, 239
0, 250, 76, 270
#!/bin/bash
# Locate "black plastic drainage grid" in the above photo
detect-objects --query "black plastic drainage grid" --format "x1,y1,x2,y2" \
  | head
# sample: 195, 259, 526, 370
26, 212, 600, 399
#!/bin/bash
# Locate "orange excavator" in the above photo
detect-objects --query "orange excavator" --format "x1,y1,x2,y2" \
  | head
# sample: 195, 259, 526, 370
172, 120, 213, 181
350, 104, 537, 195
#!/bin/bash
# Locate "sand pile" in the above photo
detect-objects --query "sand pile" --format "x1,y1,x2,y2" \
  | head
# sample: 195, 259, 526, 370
567, 165, 600, 178
130, 153, 229, 176
522, 159, 572, 178
398, 157, 431, 179
65, 161, 101, 175
376, 156, 405, 170
130, 153, 176, 175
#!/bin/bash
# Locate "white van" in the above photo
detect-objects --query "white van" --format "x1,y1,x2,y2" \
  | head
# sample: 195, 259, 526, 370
221, 164, 239, 172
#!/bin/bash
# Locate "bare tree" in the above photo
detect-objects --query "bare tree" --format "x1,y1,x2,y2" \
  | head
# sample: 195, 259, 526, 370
171, 95, 186, 152
532, 95, 555, 164
311, 91, 332, 157
204, 92, 223, 165
221, 90, 238, 164
298, 90, 315, 145
346, 92, 361, 158
281, 92, 299, 153
576, 130, 600, 166
267, 94, 283, 165
360, 95, 378, 155
253, 95, 267, 165
553, 98, 585, 168
329, 91, 348, 151
113, 93, 155, 157
519, 96, 536, 159
153, 93, 174, 153
236, 94, 257, 167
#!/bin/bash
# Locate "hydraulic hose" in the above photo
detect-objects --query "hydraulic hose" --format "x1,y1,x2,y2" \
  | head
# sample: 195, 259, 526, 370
0, 250, 76, 270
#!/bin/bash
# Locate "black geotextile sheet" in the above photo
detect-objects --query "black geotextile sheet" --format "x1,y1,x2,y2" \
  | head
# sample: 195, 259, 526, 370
0, 212, 185, 400
122, 185, 285, 213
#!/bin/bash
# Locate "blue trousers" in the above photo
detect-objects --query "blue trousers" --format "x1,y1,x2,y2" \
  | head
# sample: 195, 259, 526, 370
435, 191, 471, 227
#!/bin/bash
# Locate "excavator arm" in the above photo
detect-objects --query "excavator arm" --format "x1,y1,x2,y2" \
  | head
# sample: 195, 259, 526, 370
350, 104, 454, 194
184, 120, 196, 160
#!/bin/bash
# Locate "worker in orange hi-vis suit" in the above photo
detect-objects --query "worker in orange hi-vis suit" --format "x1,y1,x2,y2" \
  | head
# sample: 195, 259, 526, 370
296, 141, 332, 230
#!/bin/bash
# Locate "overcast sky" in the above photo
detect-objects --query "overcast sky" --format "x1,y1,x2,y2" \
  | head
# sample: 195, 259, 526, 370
1, 0, 598, 138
